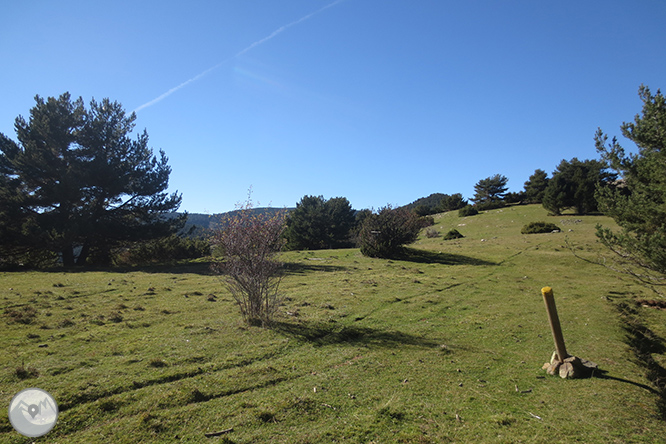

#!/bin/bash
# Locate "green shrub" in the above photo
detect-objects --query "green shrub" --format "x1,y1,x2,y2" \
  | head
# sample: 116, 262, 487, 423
475, 201, 506, 211
521, 221, 561, 234
458, 205, 479, 217
443, 229, 464, 240
359, 206, 421, 258
417, 215, 435, 229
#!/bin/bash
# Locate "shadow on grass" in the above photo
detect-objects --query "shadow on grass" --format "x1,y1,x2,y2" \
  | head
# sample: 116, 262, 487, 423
7, 260, 217, 275
615, 301, 666, 419
271, 320, 439, 349
593, 371, 661, 395
391, 247, 497, 266
282, 262, 348, 275
11, 259, 348, 277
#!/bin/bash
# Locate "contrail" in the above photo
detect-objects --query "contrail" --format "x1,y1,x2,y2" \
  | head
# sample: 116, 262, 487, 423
134, 0, 345, 113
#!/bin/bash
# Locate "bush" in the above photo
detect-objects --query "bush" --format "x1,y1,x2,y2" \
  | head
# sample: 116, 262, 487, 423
359, 206, 421, 258
475, 201, 506, 211
425, 227, 440, 238
521, 221, 561, 234
458, 205, 479, 217
443, 229, 464, 240
417, 216, 435, 229
210, 197, 287, 326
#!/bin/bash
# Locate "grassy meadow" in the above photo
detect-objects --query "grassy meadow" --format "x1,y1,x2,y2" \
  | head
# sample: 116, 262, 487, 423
1, 204, 665, 443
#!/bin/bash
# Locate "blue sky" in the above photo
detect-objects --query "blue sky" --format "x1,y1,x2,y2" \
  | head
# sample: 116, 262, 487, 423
2, 1, 665, 214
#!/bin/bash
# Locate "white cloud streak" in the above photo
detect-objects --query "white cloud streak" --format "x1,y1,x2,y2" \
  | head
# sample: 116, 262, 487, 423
134, 0, 345, 113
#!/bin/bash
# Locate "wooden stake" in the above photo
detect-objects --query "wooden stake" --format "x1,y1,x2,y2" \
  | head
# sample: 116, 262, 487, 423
541, 287, 568, 362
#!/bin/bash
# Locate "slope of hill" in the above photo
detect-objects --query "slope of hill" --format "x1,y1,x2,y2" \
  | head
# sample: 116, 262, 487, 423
400, 192, 450, 211
1, 204, 664, 443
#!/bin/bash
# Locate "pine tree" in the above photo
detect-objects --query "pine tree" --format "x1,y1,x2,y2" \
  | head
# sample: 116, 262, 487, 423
523, 169, 549, 203
283, 195, 355, 250
0, 93, 183, 266
595, 85, 666, 288
541, 158, 615, 215
472, 174, 509, 207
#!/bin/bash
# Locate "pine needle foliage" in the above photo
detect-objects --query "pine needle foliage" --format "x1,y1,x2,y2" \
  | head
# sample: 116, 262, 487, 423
595, 85, 666, 291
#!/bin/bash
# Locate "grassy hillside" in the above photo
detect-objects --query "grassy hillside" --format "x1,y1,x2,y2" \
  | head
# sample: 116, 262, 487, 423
1, 205, 665, 443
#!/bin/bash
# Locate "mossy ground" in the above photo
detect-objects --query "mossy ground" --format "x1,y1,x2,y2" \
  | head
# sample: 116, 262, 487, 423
1, 205, 665, 443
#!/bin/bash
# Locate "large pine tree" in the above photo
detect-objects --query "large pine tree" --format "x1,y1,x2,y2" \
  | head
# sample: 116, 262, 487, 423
472, 174, 509, 207
0, 93, 183, 266
283, 195, 356, 250
595, 85, 666, 288
541, 158, 615, 216
523, 169, 549, 203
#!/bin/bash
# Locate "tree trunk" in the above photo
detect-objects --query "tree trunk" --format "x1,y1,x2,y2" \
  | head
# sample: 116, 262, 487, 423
61, 246, 75, 267
76, 243, 90, 266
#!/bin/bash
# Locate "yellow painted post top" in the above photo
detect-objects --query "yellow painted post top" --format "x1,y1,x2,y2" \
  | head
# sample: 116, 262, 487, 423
541, 287, 553, 297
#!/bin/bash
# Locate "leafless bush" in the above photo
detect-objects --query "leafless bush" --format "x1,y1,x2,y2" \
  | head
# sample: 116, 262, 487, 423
425, 227, 440, 238
210, 197, 287, 326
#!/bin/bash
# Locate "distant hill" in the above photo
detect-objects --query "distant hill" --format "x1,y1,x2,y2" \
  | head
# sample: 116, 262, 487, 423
400, 193, 450, 211
400, 193, 468, 216
180, 207, 294, 237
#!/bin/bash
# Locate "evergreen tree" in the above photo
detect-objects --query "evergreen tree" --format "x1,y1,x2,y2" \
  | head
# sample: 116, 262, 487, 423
541, 158, 615, 215
524, 169, 550, 203
0, 93, 183, 266
437, 193, 468, 212
472, 174, 509, 207
595, 85, 666, 288
402, 193, 467, 216
283, 195, 355, 250
358, 206, 420, 258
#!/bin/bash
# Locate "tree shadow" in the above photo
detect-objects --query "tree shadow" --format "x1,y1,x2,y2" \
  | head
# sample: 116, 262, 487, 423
271, 319, 440, 349
615, 302, 666, 419
22, 260, 218, 275
391, 247, 497, 266
593, 370, 661, 395
281, 262, 348, 275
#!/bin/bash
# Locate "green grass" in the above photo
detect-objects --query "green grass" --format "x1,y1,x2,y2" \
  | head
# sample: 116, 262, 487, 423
1, 204, 665, 443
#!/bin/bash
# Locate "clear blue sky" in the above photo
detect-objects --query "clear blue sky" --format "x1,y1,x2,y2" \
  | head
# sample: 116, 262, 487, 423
2, 1, 665, 214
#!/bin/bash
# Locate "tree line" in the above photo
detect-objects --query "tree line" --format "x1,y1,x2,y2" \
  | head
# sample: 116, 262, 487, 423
1, 87, 665, 297
408, 159, 617, 218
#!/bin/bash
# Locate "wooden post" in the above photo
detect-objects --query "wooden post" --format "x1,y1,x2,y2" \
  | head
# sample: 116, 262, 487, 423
541, 287, 568, 362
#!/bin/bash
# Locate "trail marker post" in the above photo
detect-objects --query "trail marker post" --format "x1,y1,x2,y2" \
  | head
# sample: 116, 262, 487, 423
540, 286, 599, 378
541, 286, 568, 362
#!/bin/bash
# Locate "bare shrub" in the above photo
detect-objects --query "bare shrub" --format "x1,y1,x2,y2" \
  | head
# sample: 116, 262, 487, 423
425, 227, 440, 238
210, 196, 287, 326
